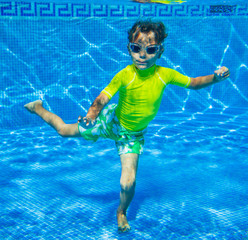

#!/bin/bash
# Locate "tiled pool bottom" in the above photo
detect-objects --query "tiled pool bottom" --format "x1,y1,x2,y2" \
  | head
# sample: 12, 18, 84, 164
1, 109, 247, 239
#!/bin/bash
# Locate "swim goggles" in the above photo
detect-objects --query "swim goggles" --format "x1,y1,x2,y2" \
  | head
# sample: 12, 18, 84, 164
129, 43, 161, 55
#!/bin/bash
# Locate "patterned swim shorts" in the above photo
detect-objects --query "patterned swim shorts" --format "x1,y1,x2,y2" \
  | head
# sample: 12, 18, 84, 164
78, 104, 146, 155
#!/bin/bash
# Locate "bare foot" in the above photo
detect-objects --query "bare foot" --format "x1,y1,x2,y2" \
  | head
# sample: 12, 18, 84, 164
117, 210, 131, 233
24, 100, 43, 113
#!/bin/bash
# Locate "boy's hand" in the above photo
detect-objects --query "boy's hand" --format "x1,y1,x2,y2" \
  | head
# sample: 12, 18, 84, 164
214, 66, 230, 82
78, 116, 96, 129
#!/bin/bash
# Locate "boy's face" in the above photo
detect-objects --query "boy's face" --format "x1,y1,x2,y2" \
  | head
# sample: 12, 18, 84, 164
128, 31, 163, 70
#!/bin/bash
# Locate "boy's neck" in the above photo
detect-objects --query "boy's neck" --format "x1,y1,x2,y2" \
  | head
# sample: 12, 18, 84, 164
134, 64, 156, 77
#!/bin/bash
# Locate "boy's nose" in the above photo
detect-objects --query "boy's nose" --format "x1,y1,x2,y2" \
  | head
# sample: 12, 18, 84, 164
139, 50, 146, 58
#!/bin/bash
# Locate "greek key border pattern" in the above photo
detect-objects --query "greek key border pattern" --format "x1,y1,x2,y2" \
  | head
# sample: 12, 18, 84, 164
0, 2, 247, 18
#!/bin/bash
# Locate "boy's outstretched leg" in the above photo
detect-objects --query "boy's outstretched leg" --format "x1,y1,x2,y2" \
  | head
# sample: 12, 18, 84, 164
24, 100, 80, 137
117, 153, 139, 233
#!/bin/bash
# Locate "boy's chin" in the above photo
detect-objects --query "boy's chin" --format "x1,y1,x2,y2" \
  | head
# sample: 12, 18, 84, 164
135, 64, 152, 70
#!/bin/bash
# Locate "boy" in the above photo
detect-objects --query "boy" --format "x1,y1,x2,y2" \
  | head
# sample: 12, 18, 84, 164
24, 20, 229, 232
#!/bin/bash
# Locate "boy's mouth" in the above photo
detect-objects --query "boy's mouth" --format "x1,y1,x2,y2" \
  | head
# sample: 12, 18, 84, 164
137, 61, 147, 64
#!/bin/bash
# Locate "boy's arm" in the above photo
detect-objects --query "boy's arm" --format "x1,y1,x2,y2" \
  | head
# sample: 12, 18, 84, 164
188, 66, 230, 90
78, 92, 110, 126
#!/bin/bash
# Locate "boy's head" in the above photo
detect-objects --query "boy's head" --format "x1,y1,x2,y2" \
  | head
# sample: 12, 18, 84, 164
127, 20, 168, 70
128, 20, 168, 45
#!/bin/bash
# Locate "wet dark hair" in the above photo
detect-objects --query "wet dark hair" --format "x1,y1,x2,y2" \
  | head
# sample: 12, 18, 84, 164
128, 20, 168, 44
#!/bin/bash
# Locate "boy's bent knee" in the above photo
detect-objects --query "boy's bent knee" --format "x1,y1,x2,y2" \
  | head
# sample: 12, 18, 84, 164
57, 123, 80, 137
58, 127, 69, 137
57, 125, 72, 137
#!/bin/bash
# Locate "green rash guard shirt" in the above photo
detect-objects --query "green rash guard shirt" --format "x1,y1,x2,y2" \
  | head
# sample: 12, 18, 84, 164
101, 64, 191, 131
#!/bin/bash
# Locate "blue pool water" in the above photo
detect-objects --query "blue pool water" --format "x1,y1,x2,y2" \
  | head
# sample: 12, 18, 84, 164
1, 1, 248, 239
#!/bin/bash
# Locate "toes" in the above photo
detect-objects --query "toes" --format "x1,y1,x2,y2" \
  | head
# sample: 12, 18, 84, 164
24, 102, 34, 113
118, 224, 131, 233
